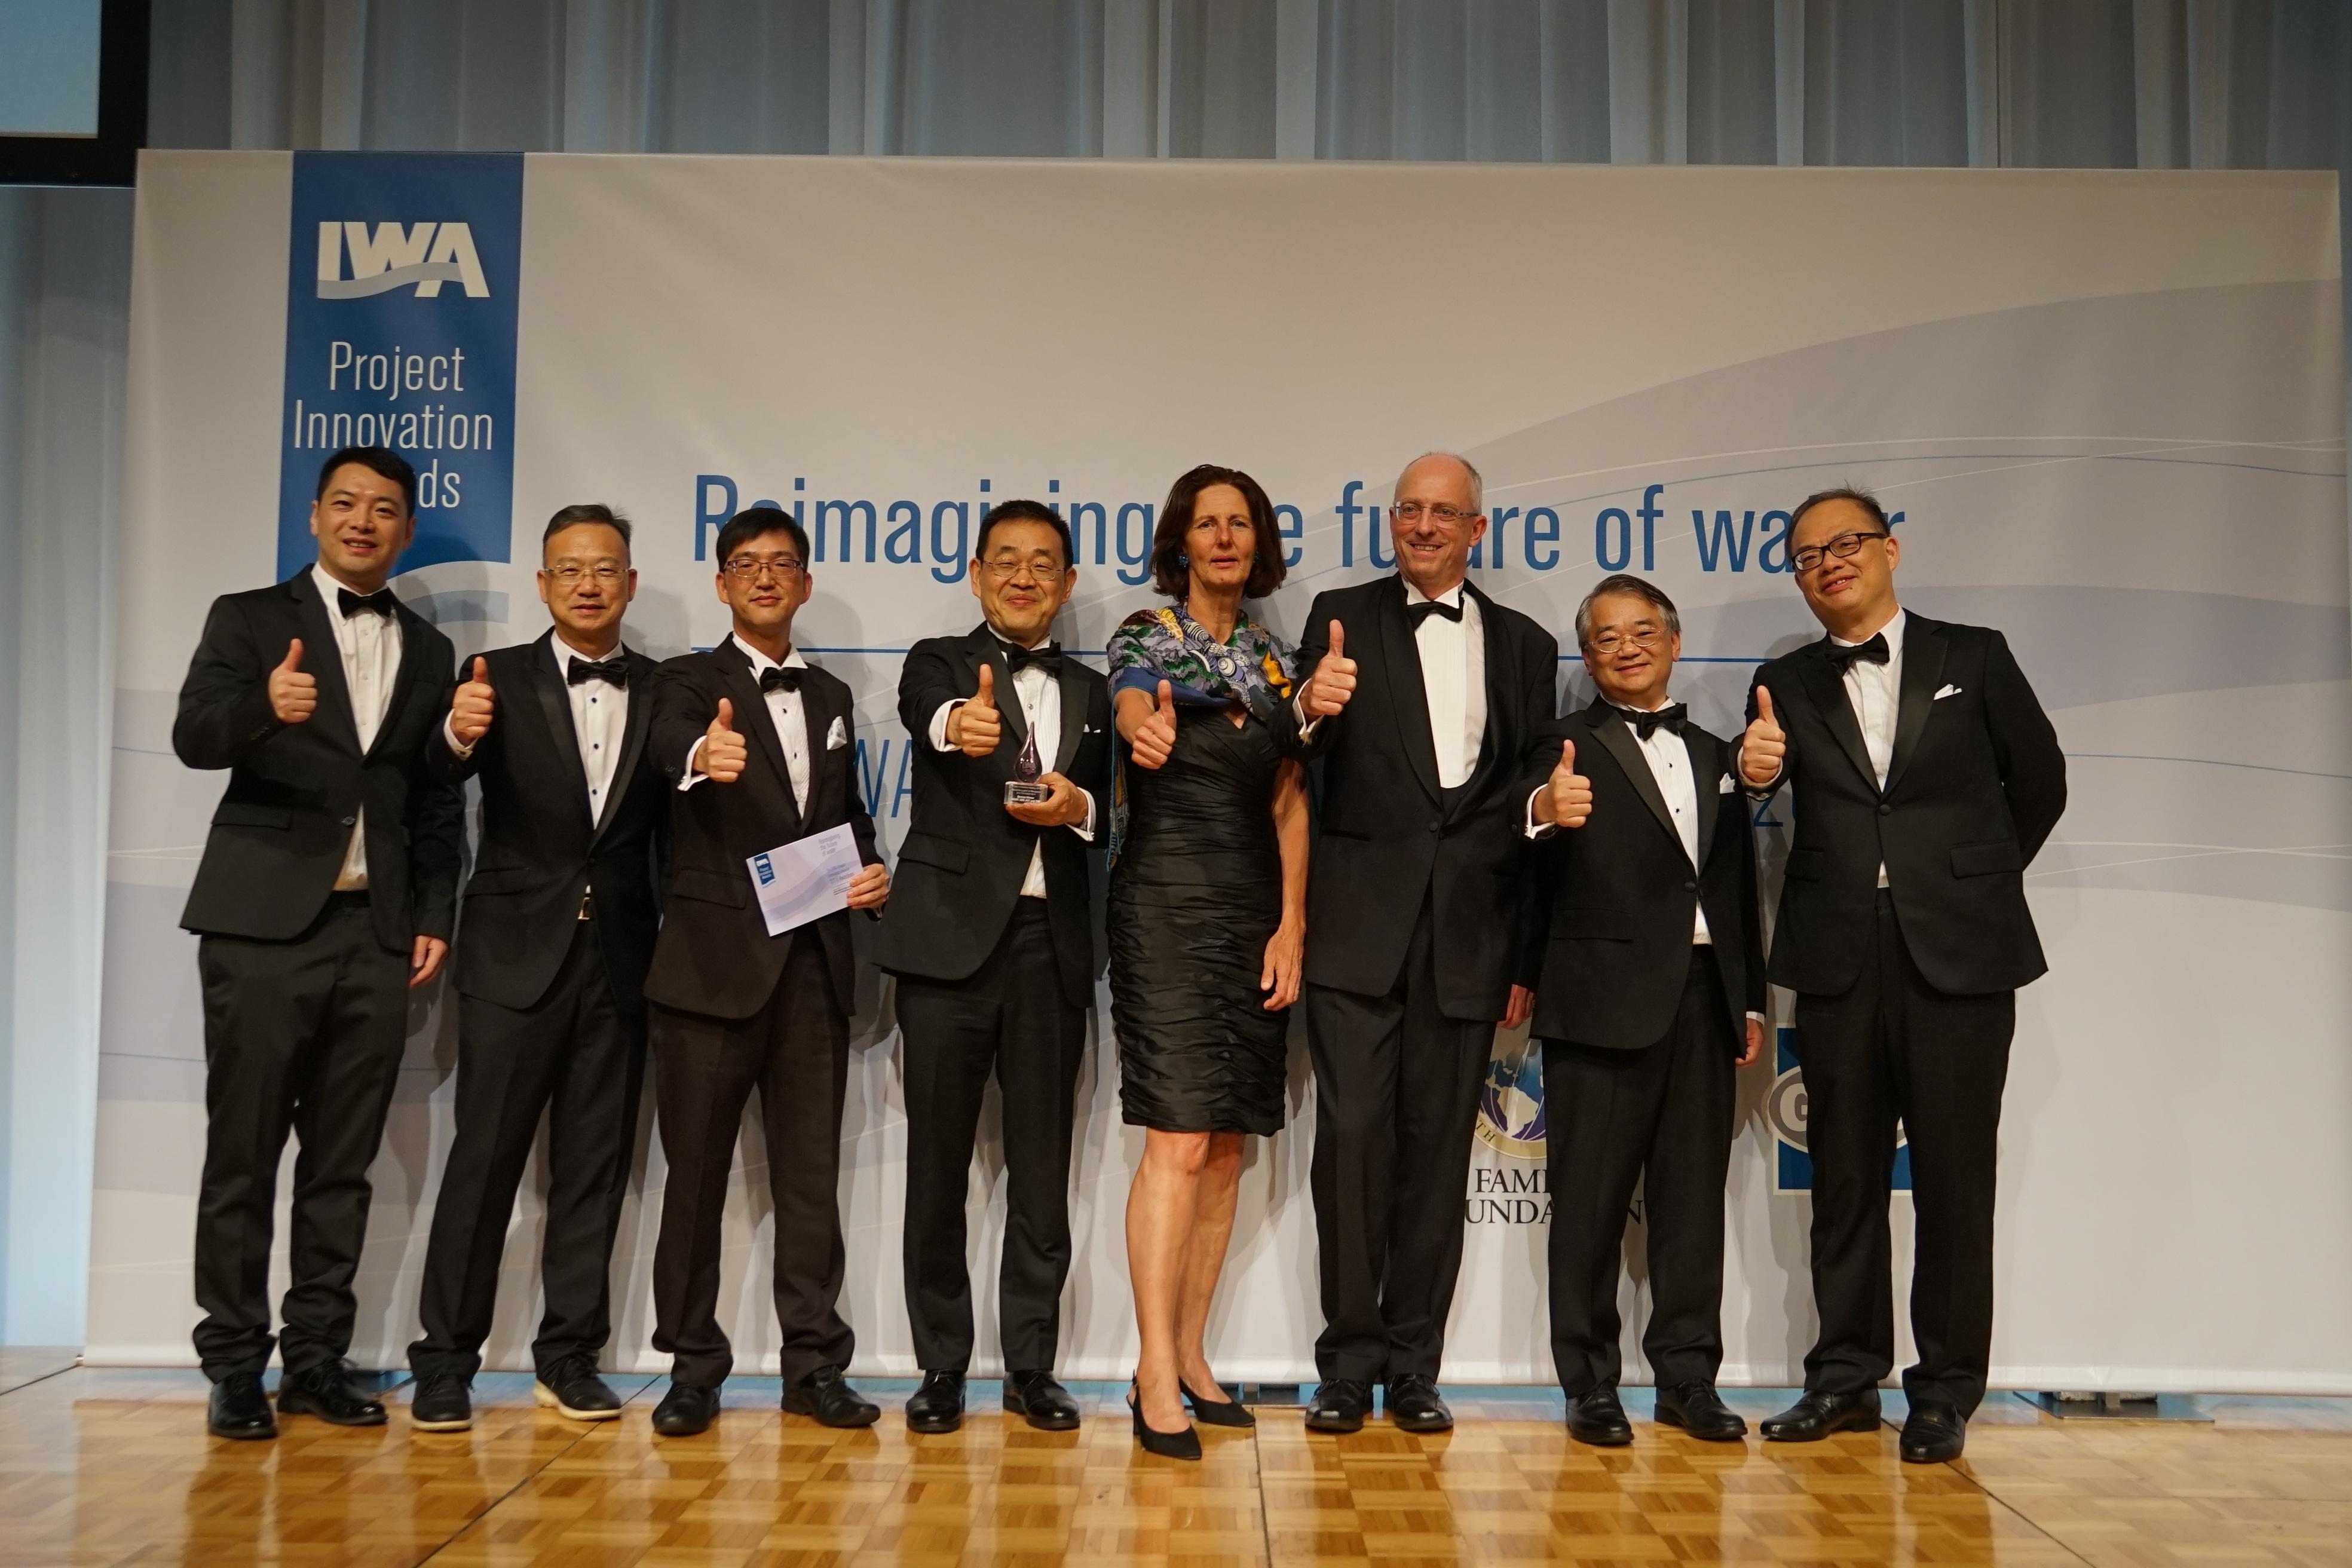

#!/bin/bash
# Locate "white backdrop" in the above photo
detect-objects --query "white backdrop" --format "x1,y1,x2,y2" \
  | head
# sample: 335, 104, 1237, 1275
92, 151, 2352, 1392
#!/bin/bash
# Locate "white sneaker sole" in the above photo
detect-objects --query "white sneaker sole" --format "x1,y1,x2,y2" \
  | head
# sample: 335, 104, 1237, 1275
534, 1381, 622, 1421
410, 1411, 473, 1432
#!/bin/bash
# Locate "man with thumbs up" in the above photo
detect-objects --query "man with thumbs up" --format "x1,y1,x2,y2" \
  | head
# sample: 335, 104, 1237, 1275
1522, 575, 1765, 1447
875, 500, 1113, 1434
638, 506, 889, 1438
172, 446, 463, 1439
405, 504, 670, 1432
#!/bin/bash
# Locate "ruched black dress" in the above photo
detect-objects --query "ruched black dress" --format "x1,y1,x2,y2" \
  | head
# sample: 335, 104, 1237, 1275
1108, 705, 1290, 1135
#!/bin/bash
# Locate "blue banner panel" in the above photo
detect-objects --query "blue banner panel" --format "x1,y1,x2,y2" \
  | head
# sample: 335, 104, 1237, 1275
1770, 1029, 1912, 1193
278, 152, 523, 578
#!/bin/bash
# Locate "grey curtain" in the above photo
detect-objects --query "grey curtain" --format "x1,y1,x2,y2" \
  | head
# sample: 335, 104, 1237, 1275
0, 0, 2346, 1344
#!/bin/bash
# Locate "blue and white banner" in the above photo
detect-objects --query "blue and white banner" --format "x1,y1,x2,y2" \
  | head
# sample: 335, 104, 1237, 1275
102, 152, 2351, 1392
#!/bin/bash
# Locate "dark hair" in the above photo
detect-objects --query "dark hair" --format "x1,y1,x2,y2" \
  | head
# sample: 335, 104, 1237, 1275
1575, 573, 1682, 646
315, 446, 416, 514
976, 498, 1073, 568
1789, 485, 1891, 539
712, 505, 810, 569
543, 503, 632, 558
1150, 464, 1285, 600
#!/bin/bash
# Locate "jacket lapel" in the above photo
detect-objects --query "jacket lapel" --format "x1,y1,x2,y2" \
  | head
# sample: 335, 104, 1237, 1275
1588, 700, 1680, 848
532, 637, 595, 833
971, 624, 1030, 758
1689, 726, 1723, 860
1882, 617, 1947, 797
593, 650, 654, 840
1797, 639, 1882, 793
1377, 578, 1443, 803
288, 571, 361, 754
716, 638, 800, 835
1053, 650, 1087, 774
801, 672, 838, 825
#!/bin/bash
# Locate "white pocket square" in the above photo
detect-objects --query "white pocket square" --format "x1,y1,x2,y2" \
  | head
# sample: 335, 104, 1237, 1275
1934, 684, 1963, 701
1717, 774, 1737, 794
826, 715, 849, 749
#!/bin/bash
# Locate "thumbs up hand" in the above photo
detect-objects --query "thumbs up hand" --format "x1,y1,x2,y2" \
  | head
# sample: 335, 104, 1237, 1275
269, 639, 317, 725
450, 656, 496, 745
1540, 738, 1592, 828
1302, 620, 1356, 719
701, 696, 748, 783
1740, 685, 1786, 788
1129, 679, 1179, 771
947, 661, 1003, 758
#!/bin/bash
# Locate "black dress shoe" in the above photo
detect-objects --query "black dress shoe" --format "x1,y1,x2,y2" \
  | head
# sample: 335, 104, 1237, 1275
1384, 1373, 1454, 1433
1566, 1386, 1633, 1446
207, 1373, 275, 1440
1760, 1388, 1883, 1442
906, 1371, 965, 1434
1899, 1402, 1967, 1463
1655, 1382, 1748, 1442
1004, 1370, 1080, 1431
275, 1362, 387, 1426
1127, 1382, 1201, 1460
652, 1380, 719, 1437
409, 1373, 473, 1432
534, 1356, 622, 1422
783, 1365, 880, 1428
1304, 1378, 1373, 1434
1180, 1376, 1254, 1429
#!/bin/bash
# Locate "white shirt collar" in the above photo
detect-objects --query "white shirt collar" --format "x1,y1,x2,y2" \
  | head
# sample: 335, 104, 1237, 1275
986, 622, 1055, 653
1830, 605, 1906, 654
1404, 577, 1466, 610
547, 629, 629, 673
729, 633, 807, 673
1607, 691, 1677, 715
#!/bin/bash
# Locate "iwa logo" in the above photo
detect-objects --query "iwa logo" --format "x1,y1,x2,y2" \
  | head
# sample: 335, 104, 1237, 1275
1766, 1028, 1912, 1194
315, 221, 490, 299
1475, 1032, 1547, 1160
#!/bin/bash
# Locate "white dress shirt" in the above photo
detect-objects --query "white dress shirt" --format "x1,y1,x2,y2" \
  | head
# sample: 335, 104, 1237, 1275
1410, 580, 1487, 788
929, 633, 1096, 899
682, 635, 809, 814
313, 564, 403, 890
1831, 607, 1906, 887
443, 632, 631, 821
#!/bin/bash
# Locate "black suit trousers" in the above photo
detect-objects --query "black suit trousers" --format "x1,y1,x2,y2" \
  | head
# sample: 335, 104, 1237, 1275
896, 902, 1088, 1374
192, 894, 409, 1381
1305, 893, 1497, 1383
1542, 950, 1737, 1396
1796, 889, 2013, 1415
409, 922, 647, 1380
650, 930, 853, 1387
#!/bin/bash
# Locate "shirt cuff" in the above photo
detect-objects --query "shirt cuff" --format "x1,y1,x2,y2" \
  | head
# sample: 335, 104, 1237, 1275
678, 736, 709, 791
442, 712, 475, 759
1293, 690, 1322, 742
929, 699, 961, 752
1068, 787, 1097, 841
1524, 785, 1556, 840
1745, 1011, 1767, 1027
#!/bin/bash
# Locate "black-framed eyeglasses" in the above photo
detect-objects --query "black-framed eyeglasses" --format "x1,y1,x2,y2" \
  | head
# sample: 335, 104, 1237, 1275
1790, 529, 1888, 575
722, 553, 805, 580
1587, 626, 1667, 656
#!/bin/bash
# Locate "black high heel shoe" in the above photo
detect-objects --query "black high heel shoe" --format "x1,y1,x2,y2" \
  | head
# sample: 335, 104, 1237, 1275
1128, 1381, 1202, 1460
1181, 1377, 1256, 1429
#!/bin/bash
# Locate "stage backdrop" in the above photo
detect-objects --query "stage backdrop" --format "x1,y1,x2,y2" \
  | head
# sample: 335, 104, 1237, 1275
94, 151, 2350, 1392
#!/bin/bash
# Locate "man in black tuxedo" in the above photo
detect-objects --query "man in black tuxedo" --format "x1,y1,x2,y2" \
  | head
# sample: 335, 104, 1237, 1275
1523, 575, 1766, 1448
1288, 452, 1558, 1434
874, 500, 1113, 1435
173, 445, 463, 1440
641, 505, 891, 1438
1738, 486, 2066, 1463
404, 504, 669, 1432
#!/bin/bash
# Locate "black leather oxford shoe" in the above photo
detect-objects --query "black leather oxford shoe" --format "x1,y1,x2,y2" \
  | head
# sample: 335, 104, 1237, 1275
409, 1373, 472, 1432
275, 1362, 387, 1426
207, 1373, 276, 1440
1899, 1402, 1967, 1463
783, 1365, 880, 1428
1384, 1374, 1454, 1433
1004, 1370, 1080, 1431
905, 1371, 965, 1434
1655, 1382, 1748, 1441
1760, 1388, 1883, 1441
1567, 1386, 1633, 1446
535, 1356, 623, 1422
651, 1381, 720, 1437
1304, 1378, 1373, 1434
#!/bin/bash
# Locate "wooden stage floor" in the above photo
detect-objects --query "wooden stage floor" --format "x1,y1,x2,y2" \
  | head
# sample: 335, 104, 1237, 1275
1, 1361, 2346, 1566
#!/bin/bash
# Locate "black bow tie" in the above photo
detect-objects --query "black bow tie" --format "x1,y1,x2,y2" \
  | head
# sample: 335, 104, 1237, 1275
337, 587, 396, 619
1827, 632, 1891, 671
999, 640, 1061, 675
759, 666, 803, 695
568, 659, 626, 688
1407, 598, 1465, 628
1622, 702, 1688, 740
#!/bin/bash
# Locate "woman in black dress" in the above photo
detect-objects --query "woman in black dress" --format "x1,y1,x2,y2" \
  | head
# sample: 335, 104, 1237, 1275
1107, 464, 1310, 1458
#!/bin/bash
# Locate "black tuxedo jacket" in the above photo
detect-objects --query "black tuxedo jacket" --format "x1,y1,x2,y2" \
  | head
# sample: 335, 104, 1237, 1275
642, 638, 882, 1020
1747, 612, 2066, 997
871, 624, 1114, 1008
173, 568, 463, 954
1526, 699, 1764, 1051
1293, 575, 1559, 1021
429, 633, 670, 1014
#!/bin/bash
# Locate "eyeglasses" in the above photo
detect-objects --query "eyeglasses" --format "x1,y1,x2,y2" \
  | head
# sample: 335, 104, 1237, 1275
979, 556, 1064, 581
544, 564, 625, 585
1391, 501, 1477, 526
1790, 529, 1888, 575
722, 553, 805, 580
1587, 626, 1667, 656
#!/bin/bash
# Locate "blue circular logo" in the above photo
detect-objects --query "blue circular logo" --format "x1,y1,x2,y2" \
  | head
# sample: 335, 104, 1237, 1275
1475, 1036, 1547, 1159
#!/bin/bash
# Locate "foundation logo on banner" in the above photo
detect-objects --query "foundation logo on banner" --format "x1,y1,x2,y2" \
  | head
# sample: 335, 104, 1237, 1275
277, 152, 523, 578
1475, 1032, 1548, 1160
1767, 1028, 1912, 1193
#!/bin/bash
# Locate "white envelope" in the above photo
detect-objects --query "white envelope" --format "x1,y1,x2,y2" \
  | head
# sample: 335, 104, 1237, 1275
746, 823, 860, 936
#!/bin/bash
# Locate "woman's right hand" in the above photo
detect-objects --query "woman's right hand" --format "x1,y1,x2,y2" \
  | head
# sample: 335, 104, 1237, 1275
1125, 679, 1179, 770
